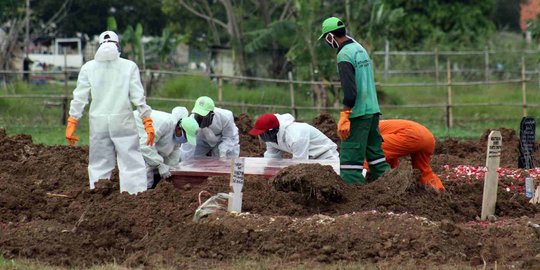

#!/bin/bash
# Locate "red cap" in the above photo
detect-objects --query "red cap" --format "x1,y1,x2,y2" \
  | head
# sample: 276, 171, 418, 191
249, 113, 279, 136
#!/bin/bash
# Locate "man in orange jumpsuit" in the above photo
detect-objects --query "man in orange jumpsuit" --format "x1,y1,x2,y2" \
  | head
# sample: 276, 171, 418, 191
375, 119, 446, 191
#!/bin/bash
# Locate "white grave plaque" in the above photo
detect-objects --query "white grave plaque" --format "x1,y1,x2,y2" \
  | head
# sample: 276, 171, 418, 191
481, 131, 502, 220
228, 158, 245, 213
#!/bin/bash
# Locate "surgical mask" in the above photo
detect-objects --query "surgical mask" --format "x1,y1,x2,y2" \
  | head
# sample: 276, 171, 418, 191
194, 112, 214, 128
325, 33, 339, 49
260, 128, 279, 143
94, 42, 120, 61
173, 130, 188, 144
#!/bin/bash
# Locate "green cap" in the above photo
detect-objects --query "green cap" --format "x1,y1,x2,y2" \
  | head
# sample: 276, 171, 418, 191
192, 96, 215, 116
318, 17, 345, 40
180, 117, 199, 145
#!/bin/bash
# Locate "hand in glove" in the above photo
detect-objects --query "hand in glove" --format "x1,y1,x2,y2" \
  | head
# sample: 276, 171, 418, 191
143, 117, 155, 146
337, 110, 352, 141
65, 116, 79, 146
158, 164, 171, 179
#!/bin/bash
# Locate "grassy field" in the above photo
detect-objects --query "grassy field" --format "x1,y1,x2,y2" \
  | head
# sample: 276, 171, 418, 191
0, 73, 538, 145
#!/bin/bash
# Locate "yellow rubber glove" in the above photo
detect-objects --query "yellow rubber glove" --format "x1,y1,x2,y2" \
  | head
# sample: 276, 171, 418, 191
65, 116, 79, 146
337, 110, 352, 141
143, 117, 155, 146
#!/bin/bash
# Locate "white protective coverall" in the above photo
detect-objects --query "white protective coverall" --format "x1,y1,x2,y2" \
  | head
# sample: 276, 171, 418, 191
264, 113, 339, 160
180, 107, 240, 160
69, 42, 151, 194
134, 108, 188, 188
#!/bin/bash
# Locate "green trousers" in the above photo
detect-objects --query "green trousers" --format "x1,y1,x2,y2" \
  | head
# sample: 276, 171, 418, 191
340, 114, 390, 184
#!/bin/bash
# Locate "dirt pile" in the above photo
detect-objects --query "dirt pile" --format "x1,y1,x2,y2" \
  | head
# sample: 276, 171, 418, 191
235, 113, 264, 157
1, 123, 540, 268
312, 113, 339, 144
271, 164, 345, 205
435, 127, 540, 167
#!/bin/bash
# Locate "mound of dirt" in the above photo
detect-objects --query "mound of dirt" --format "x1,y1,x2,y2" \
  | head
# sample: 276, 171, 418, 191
271, 164, 345, 205
435, 127, 540, 167
235, 113, 265, 157
1, 121, 540, 269
312, 113, 339, 144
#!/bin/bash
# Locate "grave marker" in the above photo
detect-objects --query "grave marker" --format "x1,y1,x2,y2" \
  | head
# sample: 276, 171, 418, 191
481, 131, 502, 220
228, 158, 245, 213
518, 117, 535, 169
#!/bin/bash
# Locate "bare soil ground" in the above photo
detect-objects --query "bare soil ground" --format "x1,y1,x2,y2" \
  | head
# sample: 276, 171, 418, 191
1, 116, 540, 269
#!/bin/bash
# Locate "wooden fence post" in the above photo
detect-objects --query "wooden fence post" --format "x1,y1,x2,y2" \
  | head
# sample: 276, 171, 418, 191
537, 63, 540, 91
62, 50, 68, 125
446, 60, 453, 129
288, 71, 297, 117
384, 40, 390, 80
522, 57, 528, 117
484, 46, 490, 82
217, 74, 223, 103
434, 47, 439, 84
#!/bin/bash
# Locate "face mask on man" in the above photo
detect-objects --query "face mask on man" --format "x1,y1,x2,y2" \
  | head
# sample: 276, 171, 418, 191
173, 123, 188, 144
194, 112, 215, 128
325, 32, 339, 49
260, 128, 279, 143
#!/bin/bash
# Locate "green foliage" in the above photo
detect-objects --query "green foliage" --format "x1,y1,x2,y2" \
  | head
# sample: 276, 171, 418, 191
381, 0, 497, 50
32, 0, 167, 36
107, 16, 117, 31
491, 0, 523, 32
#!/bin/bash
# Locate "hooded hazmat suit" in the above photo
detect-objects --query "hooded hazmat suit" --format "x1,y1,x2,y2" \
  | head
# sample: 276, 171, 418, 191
180, 107, 240, 160
377, 119, 445, 191
263, 114, 339, 160
134, 107, 190, 188
68, 36, 151, 194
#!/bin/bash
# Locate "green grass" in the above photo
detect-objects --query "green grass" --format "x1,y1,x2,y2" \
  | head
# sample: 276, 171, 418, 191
1, 73, 539, 144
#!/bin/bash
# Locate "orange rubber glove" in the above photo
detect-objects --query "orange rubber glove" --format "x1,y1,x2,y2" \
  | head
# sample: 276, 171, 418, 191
65, 116, 79, 146
143, 117, 155, 146
337, 110, 352, 141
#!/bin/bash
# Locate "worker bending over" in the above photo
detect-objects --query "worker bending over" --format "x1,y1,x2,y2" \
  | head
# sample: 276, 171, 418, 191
134, 107, 199, 188
249, 113, 338, 160
377, 119, 445, 191
180, 96, 240, 160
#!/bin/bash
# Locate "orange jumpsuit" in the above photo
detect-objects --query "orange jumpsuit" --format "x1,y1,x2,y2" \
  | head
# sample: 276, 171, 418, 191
378, 120, 445, 191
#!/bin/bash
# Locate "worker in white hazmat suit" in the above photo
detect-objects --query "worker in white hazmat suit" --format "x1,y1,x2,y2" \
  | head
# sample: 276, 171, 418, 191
249, 113, 339, 160
180, 96, 240, 160
65, 30, 155, 195
134, 107, 199, 188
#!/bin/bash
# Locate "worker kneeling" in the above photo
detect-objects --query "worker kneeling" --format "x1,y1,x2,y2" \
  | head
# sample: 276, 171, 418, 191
249, 113, 339, 160
135, 107, 199, 188
180, 96, 240, 160
371, 119, 445, 191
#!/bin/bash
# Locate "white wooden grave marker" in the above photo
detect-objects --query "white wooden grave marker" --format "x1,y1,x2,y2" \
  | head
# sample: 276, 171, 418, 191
481, 130, 502, 220
228, 158, 245, 213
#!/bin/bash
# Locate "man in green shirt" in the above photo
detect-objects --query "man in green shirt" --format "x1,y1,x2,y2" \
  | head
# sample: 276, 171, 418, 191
319, 17, 390, 184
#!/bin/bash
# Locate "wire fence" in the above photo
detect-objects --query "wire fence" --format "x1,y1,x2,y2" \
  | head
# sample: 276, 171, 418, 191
1, 49, 540, 133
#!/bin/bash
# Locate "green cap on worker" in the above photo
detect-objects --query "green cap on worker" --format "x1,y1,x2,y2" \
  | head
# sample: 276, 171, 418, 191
318, 17, 345, 40
192, 96, 215, 117
180, 117, 199, 145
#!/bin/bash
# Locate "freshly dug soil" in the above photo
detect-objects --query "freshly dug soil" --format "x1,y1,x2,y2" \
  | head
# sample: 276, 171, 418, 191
235, 113, 265, 157
1, 122, 540, 269
312, 113, 339, 145
271, 164, 345, 205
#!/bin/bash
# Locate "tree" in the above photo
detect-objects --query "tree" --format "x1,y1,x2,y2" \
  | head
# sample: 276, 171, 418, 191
163, 0, 252, 76
0, 0, 26, 70
381, 0, 497, 49
32, 0, 167, 37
